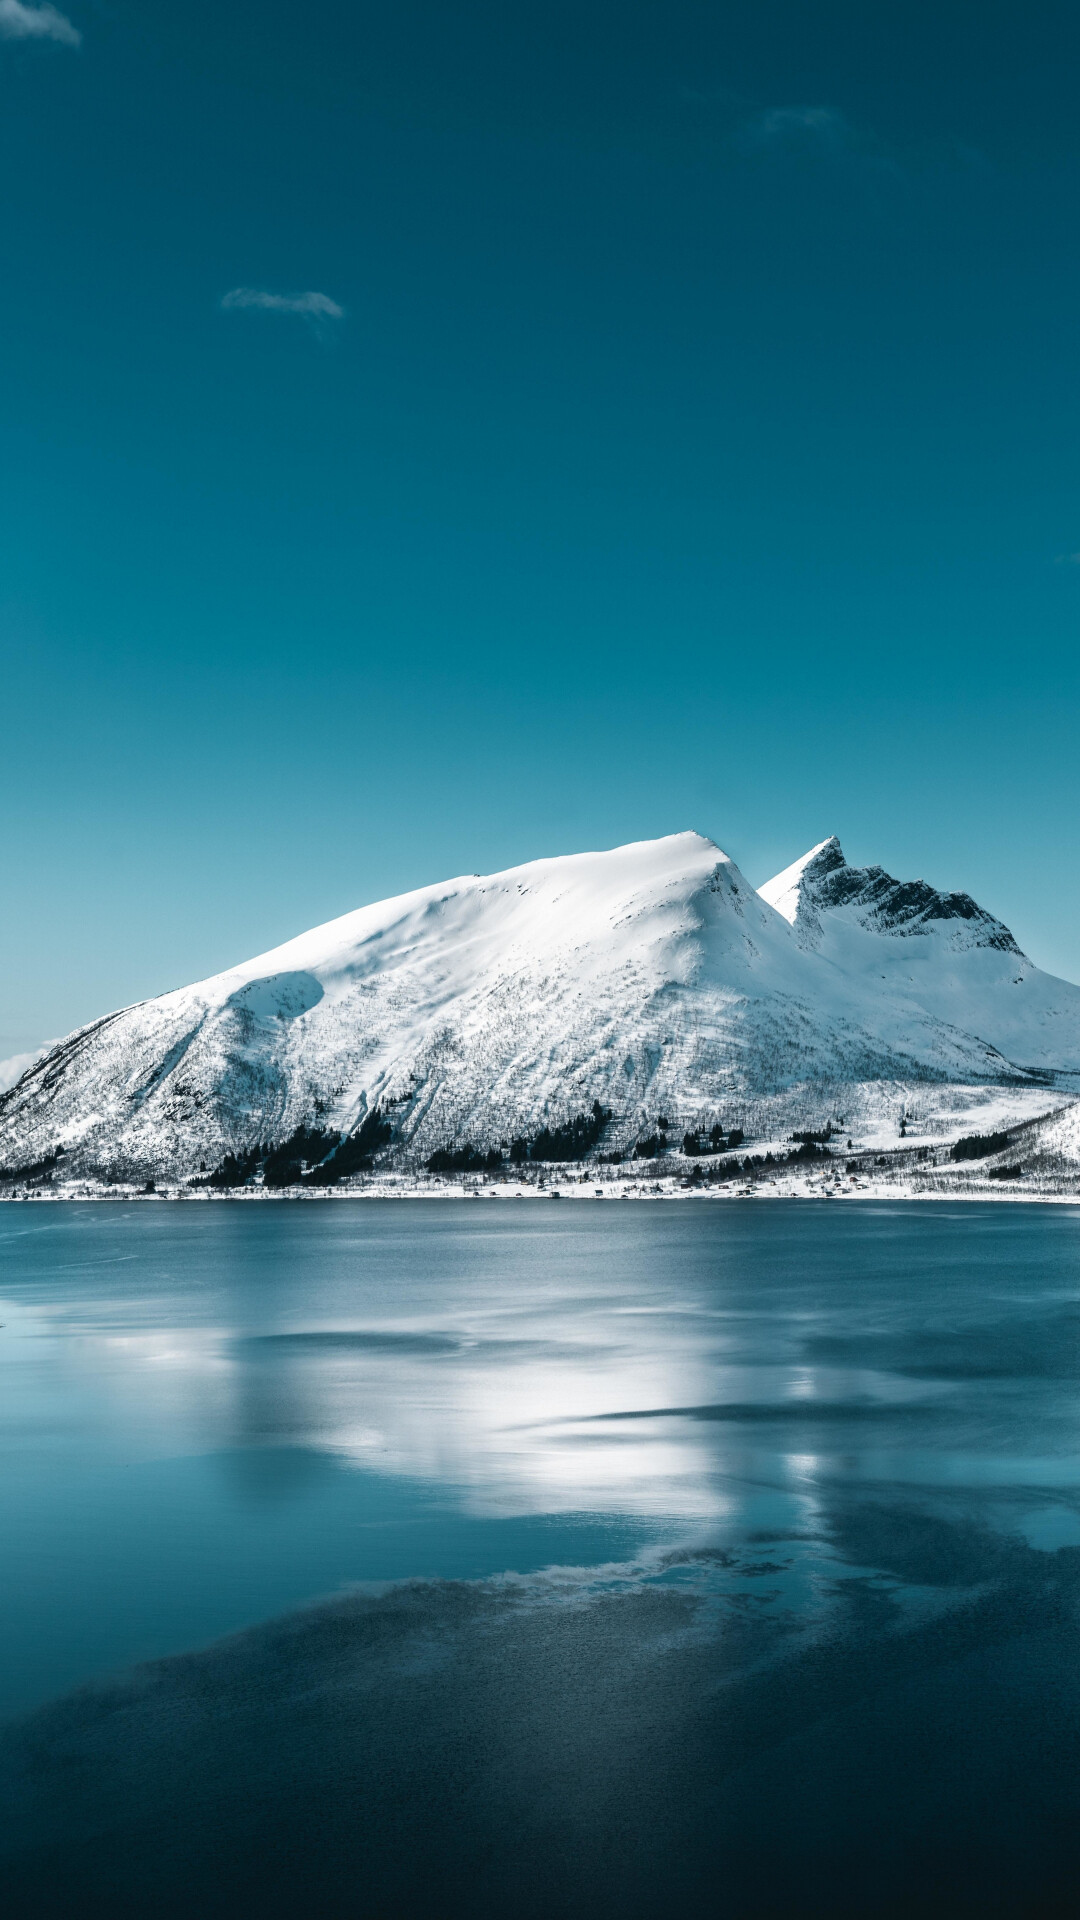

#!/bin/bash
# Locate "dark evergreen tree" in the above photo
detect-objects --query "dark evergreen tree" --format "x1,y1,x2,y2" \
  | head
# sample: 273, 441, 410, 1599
305, 1107, 392, 1183
426, 1144, 502, 1174
788, 1139, 831, 1163
950, 1131, 1012, 1162
633, 1133, 662, 1160
683, 1123, 744, 1157
528, 1102, 611, 1162
207, 1148, 262, 1188
263, 1125, 339, 1187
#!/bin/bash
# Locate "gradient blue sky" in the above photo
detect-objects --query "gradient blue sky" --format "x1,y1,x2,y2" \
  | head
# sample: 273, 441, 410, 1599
4, 0, 1080, 1054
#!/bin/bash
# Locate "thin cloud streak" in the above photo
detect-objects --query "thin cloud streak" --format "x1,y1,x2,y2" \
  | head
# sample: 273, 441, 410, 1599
0, 0, 80, 44
739, 105, 849, 150
221, 288, 344, 322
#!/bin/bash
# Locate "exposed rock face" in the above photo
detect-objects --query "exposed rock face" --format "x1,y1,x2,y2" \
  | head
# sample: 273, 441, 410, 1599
761, 837, 1022, 953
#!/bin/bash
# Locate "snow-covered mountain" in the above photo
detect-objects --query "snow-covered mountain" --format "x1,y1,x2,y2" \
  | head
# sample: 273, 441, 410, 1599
2, 830, 1079, 1181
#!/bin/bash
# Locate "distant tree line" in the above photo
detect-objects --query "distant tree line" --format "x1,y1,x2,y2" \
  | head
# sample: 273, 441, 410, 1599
950, 1131, 1012, 1162
192, 1099, 855, 1190
681, 1138, 832, 1182
428, 1103, 613, 1174
681, 1124, 745, 1157
427, 1145, 504, 1174
0, 1147, 65, 1184
517, 1103, 612, 1163
305, 1108, 392, 1182
634, 1133, 664, 1160
197, 1108, 392, 1189
786, 1139, 832, 1162
631, 1120, 747, 1160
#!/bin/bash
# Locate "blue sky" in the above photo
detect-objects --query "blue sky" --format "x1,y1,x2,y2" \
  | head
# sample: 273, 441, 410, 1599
4, 0, 1080, 1053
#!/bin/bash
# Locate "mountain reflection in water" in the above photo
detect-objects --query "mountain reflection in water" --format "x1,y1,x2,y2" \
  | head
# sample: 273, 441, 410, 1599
2, 1201, 1079, 1918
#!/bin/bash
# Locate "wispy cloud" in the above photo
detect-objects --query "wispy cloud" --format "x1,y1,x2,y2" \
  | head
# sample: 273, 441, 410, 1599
221, 288, 344, 323
739, 105, 850, 152
0, 1045, 53, 1093
0, 0, 80, 45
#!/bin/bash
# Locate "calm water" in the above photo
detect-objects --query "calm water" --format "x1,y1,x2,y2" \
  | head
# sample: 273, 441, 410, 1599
2, 1200, 1080, 1917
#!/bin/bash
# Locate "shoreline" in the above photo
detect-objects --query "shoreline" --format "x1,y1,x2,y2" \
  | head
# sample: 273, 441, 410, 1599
4, 1180, 1080, 1207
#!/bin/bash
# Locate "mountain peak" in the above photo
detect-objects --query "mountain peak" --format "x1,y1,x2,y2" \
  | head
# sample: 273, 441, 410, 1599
758, 837, 845, 926
759, 840, 1024, 959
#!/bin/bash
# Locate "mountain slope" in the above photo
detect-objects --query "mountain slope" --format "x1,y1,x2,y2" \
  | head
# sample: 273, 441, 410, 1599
3, 831, 1080, 1181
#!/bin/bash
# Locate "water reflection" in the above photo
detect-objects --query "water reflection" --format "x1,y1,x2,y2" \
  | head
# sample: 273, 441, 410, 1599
2, 1201, 1080, 1716
7, 1213, 1078, 1510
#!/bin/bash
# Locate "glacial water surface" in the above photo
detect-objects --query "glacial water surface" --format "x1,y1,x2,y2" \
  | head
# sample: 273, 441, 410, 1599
2, 1199, 1079, 1918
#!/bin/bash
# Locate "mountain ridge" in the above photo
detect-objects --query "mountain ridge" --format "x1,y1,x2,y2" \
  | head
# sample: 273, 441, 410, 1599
760, 836, 1023, 953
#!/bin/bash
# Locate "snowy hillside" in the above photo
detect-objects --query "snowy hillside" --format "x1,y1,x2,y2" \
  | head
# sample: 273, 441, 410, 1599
2, 830, 1080, 1183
